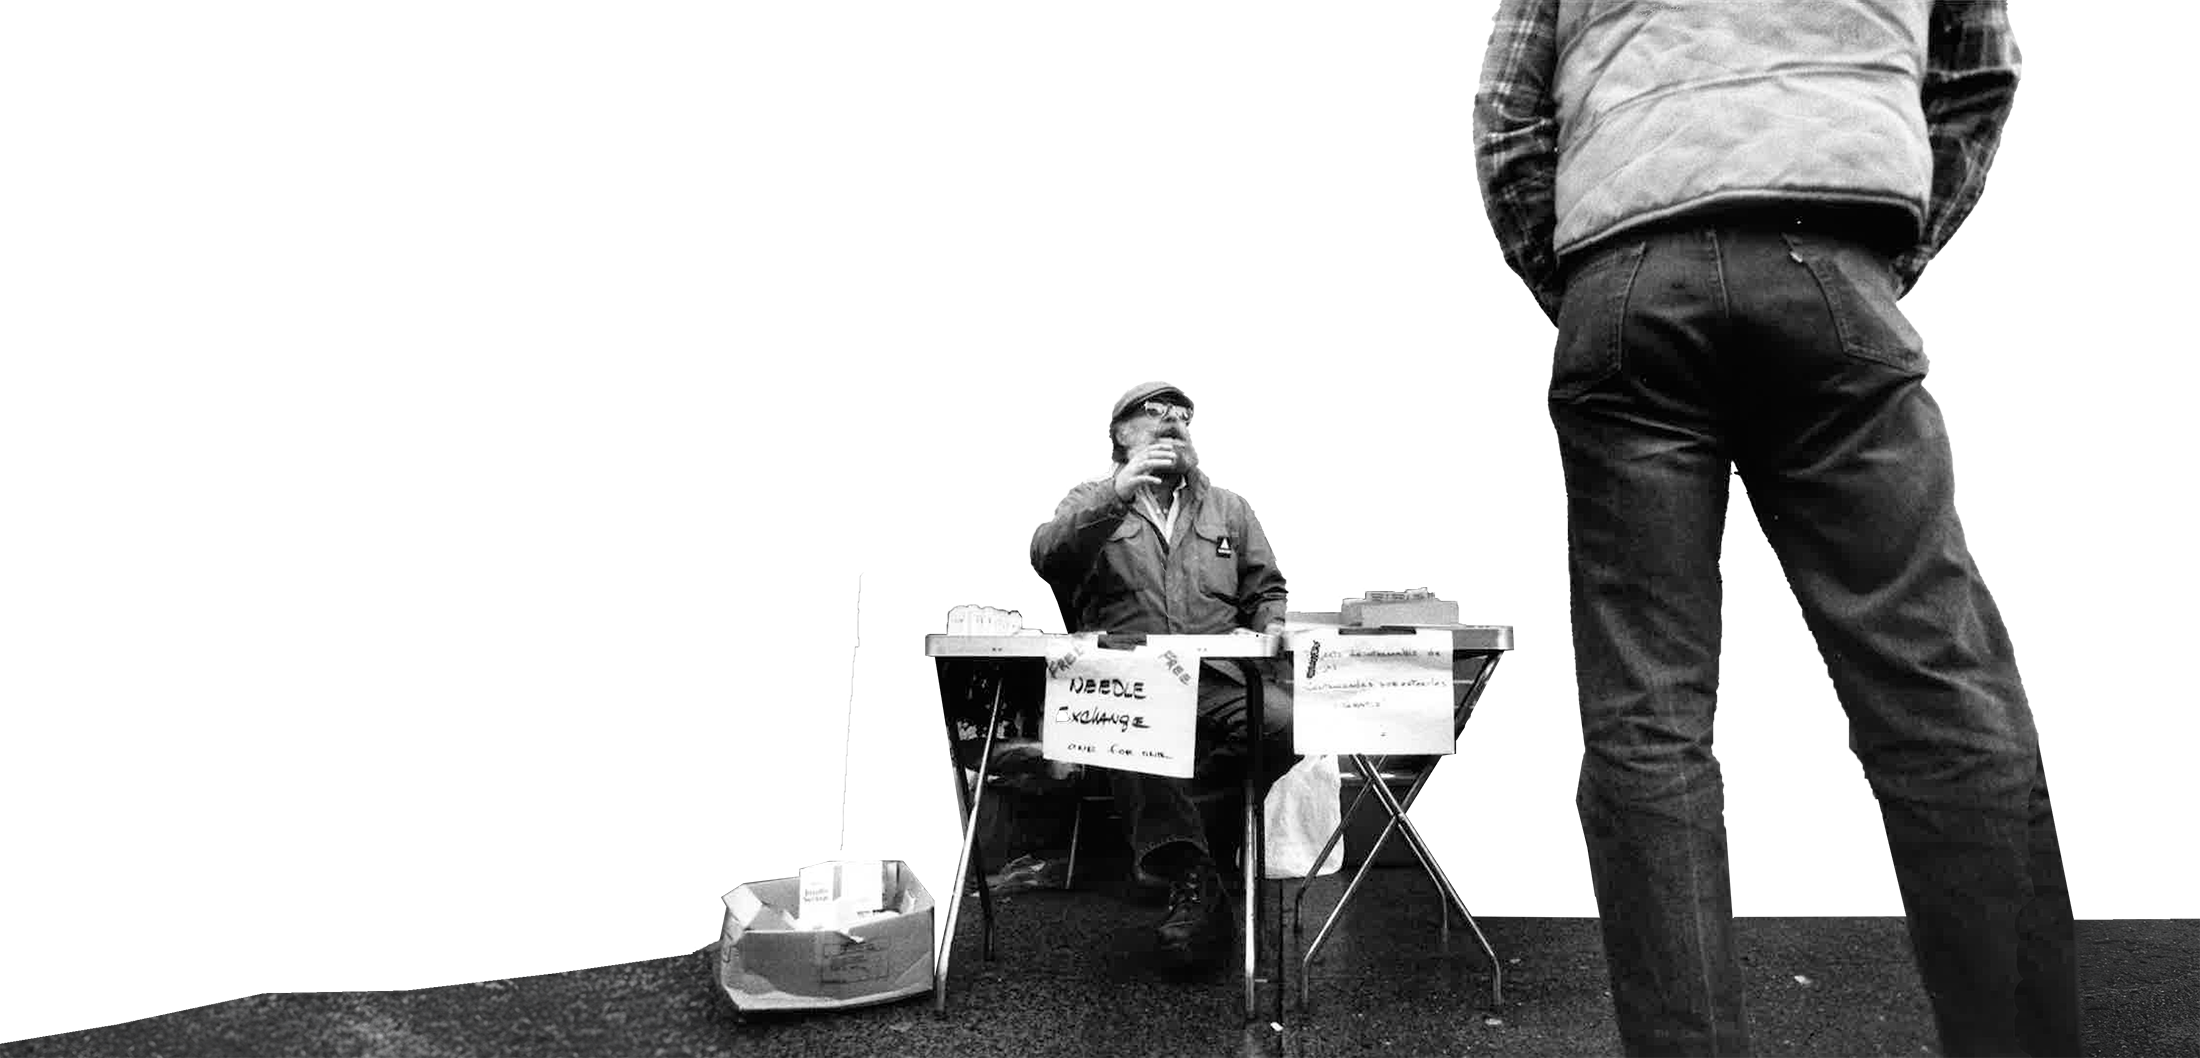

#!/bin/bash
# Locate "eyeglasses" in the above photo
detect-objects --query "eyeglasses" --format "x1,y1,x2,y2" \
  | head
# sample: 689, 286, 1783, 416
1132, 400, 1193, 424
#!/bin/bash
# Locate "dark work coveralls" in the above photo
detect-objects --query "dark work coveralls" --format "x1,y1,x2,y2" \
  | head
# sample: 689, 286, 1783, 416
1030, 469, 1294, 875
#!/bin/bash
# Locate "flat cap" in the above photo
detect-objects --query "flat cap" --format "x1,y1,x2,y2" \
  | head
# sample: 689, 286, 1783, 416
1109, 381, 1194, 423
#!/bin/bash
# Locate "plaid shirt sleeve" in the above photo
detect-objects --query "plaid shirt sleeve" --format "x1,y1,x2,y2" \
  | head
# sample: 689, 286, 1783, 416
1472, 0, 1564, 322
1895, 0, 2023, 295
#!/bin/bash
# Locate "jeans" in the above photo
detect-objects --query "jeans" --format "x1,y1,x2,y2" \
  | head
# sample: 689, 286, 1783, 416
1548, 219, 2079, 1057
1109, 661, 1296, 879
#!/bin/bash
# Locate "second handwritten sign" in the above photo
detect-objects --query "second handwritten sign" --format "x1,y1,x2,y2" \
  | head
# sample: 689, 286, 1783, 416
1294, 628, 1455, 755
1041, 638, 1198, 779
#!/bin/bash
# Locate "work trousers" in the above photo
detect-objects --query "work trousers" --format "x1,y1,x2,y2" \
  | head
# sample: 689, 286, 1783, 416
1108, 661, 1296, 880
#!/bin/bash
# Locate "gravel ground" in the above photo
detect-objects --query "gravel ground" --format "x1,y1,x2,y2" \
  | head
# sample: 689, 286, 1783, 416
3, 870, 2192, 1057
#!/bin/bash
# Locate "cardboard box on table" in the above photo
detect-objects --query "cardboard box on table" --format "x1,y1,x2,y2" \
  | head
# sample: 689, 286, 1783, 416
714, 860, 935, 1013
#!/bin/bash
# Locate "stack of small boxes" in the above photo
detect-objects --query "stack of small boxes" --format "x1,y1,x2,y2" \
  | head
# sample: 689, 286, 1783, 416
944, 604, 1032, 635
1340, 587, 1459, 627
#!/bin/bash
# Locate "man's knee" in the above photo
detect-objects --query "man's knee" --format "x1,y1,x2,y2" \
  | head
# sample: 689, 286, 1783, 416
1254, 681, 1293, 737
1196, 676, 1288, 726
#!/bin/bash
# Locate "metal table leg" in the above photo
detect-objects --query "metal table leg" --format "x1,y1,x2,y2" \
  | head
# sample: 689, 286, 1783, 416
1291, 774, 1375, 934
1361, 760, 1503, 1006
1284, 756, 1443, 1007
932, 673, 1007, 1011
1239, 660, 1264, 1024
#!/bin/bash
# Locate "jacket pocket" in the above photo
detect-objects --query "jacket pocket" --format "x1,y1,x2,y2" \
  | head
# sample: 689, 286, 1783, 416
1189, 519, 1239, 598
1096, 517, 1147, 600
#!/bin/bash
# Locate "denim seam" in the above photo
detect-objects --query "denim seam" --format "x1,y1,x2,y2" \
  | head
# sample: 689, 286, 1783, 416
1608, 244, 1646, 393
1707, 229, 1732, 324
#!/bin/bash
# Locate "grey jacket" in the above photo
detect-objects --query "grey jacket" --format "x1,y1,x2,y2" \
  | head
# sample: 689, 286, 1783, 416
1030, 469, 1288, 641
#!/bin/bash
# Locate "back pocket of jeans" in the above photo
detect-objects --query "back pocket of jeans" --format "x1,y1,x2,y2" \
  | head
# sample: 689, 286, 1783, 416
1549, 242, 1646, 402
1782, 232, 1928, 374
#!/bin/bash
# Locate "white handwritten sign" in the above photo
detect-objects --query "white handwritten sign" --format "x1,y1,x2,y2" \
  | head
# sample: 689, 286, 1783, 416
1293, 628, 1455, 754
1041, 638, 1198, 779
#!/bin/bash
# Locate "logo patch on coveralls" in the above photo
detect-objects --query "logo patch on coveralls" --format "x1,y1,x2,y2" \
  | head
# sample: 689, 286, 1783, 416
1216, 536, 1233, 557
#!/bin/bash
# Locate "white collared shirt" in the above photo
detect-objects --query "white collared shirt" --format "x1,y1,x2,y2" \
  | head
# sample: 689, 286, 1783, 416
1135, 478, 1187, 542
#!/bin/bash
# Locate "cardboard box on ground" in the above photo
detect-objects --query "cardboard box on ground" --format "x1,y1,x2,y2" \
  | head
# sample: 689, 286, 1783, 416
715, 860, 935, 1013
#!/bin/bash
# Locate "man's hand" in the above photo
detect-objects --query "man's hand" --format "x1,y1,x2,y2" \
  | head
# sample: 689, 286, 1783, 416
1113, 439, 1192, 500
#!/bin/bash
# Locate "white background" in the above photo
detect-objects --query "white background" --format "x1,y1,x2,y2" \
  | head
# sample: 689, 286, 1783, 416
2, 2, 2190, 1045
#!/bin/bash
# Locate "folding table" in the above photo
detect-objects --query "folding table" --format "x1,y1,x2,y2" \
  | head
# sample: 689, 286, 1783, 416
924, 630, 1282, 1021
1279, 613, 1515, 1009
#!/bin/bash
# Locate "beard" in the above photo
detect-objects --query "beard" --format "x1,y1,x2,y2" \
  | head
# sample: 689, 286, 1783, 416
1153, 427, 1194, 480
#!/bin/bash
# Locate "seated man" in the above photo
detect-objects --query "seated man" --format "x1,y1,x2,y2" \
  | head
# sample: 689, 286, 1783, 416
1029, 380, 1296, 965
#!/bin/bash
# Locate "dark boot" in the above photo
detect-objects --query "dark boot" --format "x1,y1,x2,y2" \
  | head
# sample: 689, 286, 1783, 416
1155, 863, 1230, 961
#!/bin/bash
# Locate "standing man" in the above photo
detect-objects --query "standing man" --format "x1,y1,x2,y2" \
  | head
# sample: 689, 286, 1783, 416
1030, 381, 1293, 967
1473, 2, 2077, 1055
